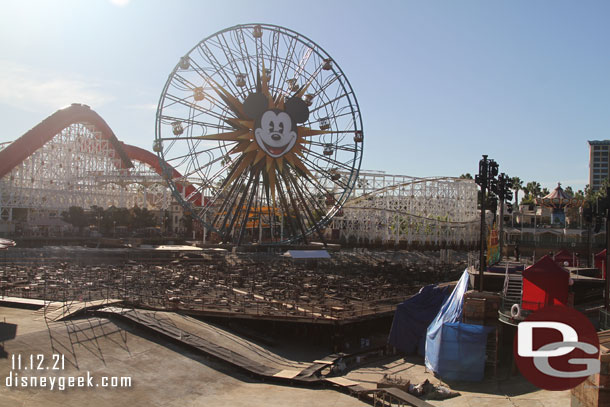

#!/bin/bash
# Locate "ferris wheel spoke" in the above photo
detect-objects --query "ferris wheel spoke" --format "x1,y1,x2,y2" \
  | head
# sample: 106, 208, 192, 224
164, 143, 228, 165
181, 152, 230, 180
282, 174, 312, 243
214, 178, 246, 237
217, 33, 251, 101
303, 161, 350, 191
231, 30, 256, 91
234, 27, 259, 90
194, 44, 242, 98
294, 171, 337, 206
308, 93, 350, 116
221, 171, 255, 242
283, 171, 321, 236
158, 114, 234, 134
294, 44, 314, 83
287, 171, 329, 225
171, 72, 238, 117
265, 29, 280, 90
300, 148, 354, 174
272, 35, 300, 100
306, 140, 358, 154
197, 39, 238, 86
210, 161, 247, 229
198, 153, 241, 189
235, 175, 259, 245
170, 74, 200, 94
307, 73, 341, 104
159, 94, 232, 126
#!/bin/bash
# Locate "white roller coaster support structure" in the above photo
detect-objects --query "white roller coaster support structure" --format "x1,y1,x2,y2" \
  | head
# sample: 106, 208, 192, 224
330, 170, 479, 246
0, 123, 172, 224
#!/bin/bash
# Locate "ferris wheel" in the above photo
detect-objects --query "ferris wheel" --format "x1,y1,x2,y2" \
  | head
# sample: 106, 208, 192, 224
154, 23, 363, 244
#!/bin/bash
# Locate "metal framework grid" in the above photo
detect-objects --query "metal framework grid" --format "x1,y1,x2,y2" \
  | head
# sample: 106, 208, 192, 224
0, 123, 172, 223
331, 171, 479, 245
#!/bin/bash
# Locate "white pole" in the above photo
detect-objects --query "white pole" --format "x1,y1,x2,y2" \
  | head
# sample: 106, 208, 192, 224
203, 212, 206, 245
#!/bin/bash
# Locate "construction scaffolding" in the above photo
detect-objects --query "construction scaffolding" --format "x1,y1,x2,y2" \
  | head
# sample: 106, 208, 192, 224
0, 250, 468, 324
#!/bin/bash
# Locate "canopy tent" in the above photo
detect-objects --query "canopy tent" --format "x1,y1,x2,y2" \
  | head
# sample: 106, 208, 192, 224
388, 284, 449, 355
522, 255, 569, 311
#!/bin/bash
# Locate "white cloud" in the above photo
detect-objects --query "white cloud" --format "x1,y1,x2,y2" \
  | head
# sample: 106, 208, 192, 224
109, 0, 130, 7
0, 61, 115, 112
127, 103, 158, 111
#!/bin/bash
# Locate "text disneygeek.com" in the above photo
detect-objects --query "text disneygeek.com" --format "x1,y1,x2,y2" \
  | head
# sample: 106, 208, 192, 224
5, 371, 132, 390
5, 353, 131, 390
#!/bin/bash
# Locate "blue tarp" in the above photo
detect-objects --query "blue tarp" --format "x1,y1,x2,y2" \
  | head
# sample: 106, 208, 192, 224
285, 250, 331, 259
387, 284, 449, 355
425, 269, 469, 373
432, 322, 495, 381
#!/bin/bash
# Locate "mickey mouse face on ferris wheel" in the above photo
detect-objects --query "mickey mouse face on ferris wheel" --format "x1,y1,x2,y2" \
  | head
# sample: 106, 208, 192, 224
243, 92, 309, 159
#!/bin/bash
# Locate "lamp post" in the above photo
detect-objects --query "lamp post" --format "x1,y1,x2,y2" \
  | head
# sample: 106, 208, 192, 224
601, 187, 610, 311
96, 215, 101, 235
594, 188, 610, 310
475, 155, 499, 291
583, 204, 593, 267
494, 173, 513, 263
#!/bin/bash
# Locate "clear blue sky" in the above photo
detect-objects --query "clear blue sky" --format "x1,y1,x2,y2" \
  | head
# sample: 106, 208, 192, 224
1, 0, 609, 192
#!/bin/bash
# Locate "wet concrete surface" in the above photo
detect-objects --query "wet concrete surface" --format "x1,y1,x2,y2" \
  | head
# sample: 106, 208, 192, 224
0, 305, 571, 407
0, 306, 366, 407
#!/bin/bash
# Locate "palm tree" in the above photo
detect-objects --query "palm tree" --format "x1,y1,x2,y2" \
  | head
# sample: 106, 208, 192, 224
511, 176, 523, 206
525, 181, 541, 197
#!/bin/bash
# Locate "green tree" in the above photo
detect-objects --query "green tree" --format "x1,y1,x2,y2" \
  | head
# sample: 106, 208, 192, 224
101, 206, 131, 235
521, 181, 542, 205
511, 176, 523, 207
180, 214, 194, 236
61, 206, 89, 233
89, 205, 105, 231
131, 206, 157, 229
584, 180, 610, 204
525, 181, 541, 197
459, 173, 473, 179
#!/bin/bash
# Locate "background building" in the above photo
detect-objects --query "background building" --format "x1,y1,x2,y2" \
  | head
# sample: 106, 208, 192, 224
588, 140, 610, 191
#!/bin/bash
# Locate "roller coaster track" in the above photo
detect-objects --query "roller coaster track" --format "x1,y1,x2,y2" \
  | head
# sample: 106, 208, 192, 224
0, 103, 202, 206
